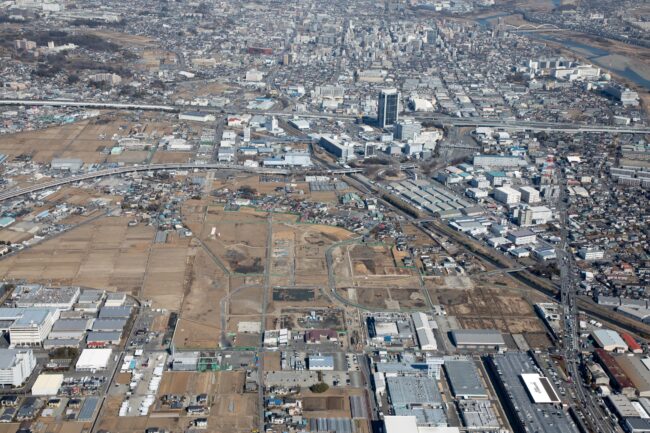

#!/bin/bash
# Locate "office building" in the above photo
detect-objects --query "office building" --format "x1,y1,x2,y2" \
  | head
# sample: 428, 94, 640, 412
494, 186, 521, 205
378, 88, 400, 128
0, 349, 36, 387
319, 135, 354, 161
395, 119, 421, 141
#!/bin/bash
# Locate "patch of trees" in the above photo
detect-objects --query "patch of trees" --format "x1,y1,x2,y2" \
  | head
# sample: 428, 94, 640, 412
309, 382, 329, 393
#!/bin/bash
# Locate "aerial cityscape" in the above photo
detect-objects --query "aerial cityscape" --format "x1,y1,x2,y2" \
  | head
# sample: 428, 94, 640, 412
0, 0, 648, 432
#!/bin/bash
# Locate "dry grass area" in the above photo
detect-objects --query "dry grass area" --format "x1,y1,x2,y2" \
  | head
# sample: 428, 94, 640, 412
0, 114, 172, 164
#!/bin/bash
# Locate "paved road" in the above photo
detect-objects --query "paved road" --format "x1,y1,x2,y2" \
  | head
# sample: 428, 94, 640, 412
2, 99, 650, 134
0, 163, 363, 203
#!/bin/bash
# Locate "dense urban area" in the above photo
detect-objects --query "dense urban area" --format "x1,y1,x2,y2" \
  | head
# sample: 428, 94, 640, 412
0, 0, 648, 432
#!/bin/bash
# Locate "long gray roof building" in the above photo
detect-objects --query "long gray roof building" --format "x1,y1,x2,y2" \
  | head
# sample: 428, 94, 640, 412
444, 359, 488, 399
486, 352, 579, 433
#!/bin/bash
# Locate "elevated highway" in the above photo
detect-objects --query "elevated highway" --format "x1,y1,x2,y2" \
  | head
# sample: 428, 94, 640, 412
0, 163, 362, 203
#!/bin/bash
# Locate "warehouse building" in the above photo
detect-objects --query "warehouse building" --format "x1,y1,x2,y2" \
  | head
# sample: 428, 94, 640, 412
48, 318, 92, 340
98, 306, 132, 319
486, 352, 579, 433
0, 349, 36, 387
444, 359, 488, 399
308, 355, 335, 371
615, 355, 650, 398
50, 158, 83, 172
104, 293, 126, 307
76, 348, 112, 371
411, 312, 437, 351
450, 330, 506, 350
92, 318, 127, 332
473, 155, 527, 169
507, 229, 537, 246
86, 331, 122, 347
518, 186, 541, 203
594, 349, 636, 397
31, 373, 64, 396
592, 329, 629, 352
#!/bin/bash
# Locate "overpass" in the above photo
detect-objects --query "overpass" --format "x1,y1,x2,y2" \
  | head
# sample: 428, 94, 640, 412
0, 163, 363, 203
2, 99, 650, 134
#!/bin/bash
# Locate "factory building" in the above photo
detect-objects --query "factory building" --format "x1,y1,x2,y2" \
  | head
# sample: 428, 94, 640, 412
444, 359, 488, 399
15, 286, 80, 310
76, 349, 112, 371
178, 112, 216, 122
486, 352, 579, 433
507, 229, 537, 246
473, 155, 527, 169
308, 355, 334, 371
592, 329, 628, 352
0, 349, 36, 387
50, 158, 83, 172
450, 330, 506, 350
411, 312, 437, 351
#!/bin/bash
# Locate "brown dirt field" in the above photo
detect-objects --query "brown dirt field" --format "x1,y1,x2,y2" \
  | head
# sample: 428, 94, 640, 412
173, 318, 220, 349
0, 115, 171, 164
0, 216, 155, 294
158, 371, 215, 396
150, 151, 195, 164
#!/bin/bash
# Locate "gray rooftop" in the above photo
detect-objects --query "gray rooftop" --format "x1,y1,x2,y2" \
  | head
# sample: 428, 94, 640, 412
451, 329, 506, 346
52, 318, 91, 332
92, 318, 127, 331
0, 349, 30, 369
386, 376, 442, 408
98, 306, 132, 319
488, 352, 578, 433
444, 359, 488, 398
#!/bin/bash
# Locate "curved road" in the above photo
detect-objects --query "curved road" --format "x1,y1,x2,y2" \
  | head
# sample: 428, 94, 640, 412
0, 163, 363, 203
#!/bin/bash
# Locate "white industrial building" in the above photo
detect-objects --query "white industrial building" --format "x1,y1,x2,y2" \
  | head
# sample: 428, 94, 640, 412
465, 188, 488, 200
592, 330, 628, 353
51, 158, 83, 172
308, 355, 335, 371
76, 348, 112, 371
178, 112, 216, 122
507, 229, 537, 246
411, 312, 437, 351
0, 349, 36, 387
494, 186, 521, 205
319, 135, 355, 161
31, 373, 64, 395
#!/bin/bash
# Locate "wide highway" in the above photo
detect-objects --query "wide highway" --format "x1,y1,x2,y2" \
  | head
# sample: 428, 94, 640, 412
0, 163, 362, 203
2, 98, 650, 134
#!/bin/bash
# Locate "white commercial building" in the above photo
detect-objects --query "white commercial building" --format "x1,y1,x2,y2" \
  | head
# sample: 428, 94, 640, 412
518, 186, 541, 203
76, 348, 112, 371
8, 308, 59, 347
494, 186, 521, 205
0, 349, 36, 387
579, 248, 605, 261
178, 112, 216, 122
507, 229, 537, 246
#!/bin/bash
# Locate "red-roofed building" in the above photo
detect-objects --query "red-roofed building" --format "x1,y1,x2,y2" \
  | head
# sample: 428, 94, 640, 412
621, 333, 643, 354
305, 329, 338, 344
594, 348, 636, 397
